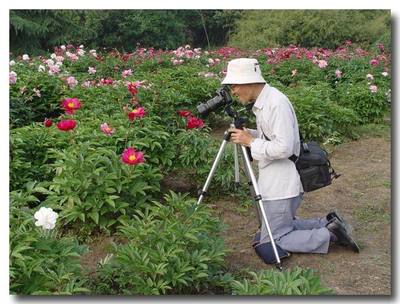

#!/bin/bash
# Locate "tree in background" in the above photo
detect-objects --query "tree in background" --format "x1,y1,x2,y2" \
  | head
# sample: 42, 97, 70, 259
228, 10, 391, 50
9, 10, 242, 54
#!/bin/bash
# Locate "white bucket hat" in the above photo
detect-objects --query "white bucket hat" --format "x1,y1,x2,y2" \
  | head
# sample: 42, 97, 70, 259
221, 58, 266, 85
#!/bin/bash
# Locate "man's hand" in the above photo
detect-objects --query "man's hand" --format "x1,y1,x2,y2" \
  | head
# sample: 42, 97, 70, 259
229, 128, 254, 147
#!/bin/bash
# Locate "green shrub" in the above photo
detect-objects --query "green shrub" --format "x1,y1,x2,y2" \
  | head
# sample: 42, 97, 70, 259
231, 267, 333, 295
89, 192, 227, 295
39, 143, 162, 236
10, 191, 89, 295
10, 63, 65, 128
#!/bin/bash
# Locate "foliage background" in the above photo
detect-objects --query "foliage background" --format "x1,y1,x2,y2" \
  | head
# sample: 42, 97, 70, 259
10, 10, 390, 54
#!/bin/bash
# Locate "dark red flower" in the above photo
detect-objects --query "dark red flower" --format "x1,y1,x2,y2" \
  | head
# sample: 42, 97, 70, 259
57, 119, 77, 131
44, 118, 53, 127
178, 110, 192, 117
186, 116, 204, 129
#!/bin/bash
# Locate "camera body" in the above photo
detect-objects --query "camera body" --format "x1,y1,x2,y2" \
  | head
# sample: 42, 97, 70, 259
196, 86, 233, 117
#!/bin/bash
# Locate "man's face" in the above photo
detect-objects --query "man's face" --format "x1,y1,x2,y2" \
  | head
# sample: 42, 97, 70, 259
230, 84, 254, 105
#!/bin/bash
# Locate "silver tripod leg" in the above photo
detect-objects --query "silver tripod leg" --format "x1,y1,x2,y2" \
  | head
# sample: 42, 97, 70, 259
239, 145, 283, 270
234, 143, 240, 189
197, 132, 229, 205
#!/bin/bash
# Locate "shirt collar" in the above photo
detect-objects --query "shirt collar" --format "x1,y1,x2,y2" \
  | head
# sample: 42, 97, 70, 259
252, 83, 270, 110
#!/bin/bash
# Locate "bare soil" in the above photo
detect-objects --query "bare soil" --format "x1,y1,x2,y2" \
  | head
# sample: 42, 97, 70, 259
211, 127, 391, 295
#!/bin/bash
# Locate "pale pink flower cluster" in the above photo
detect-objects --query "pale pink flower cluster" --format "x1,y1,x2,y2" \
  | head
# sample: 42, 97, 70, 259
66, 76, 78, 88
369, 85, 378, 93
335, 70, 342, 78
207, 58, 221, 67
198, 71, 216, 78
100, 123, 116, 136
48, 65, 61, 75
122, 69, 133, 78
9, 71, 17, 84
65, 51, 79, 62
317, 60, 328, 69
172, 46, 201, 59
77, 48, 85, 57
88, 67, 97, 74
366, 74, 374, 81
172, 58, 184, 65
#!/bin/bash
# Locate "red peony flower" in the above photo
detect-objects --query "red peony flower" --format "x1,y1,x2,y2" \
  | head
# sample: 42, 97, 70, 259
178, 110, 192, 117
56, 119, 77, 131
127, 82, 139, 96
128, 107, 146, 121
100, 78, 113, 85
186, 116, 204, 129
61, 98, 81, 114
121, 147, 144, 165
44, 118, 53, 127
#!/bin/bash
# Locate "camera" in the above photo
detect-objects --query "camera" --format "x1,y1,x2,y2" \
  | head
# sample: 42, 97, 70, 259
197, 86, 233, 117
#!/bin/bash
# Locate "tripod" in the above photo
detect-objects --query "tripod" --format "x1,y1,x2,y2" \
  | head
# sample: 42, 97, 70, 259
196, 107, 284, 271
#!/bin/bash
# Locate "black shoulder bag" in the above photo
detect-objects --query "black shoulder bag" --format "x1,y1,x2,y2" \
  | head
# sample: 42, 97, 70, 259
261, 130, 340, 192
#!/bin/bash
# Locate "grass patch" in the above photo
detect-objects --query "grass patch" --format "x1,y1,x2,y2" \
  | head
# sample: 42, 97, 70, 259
351, 121, 391, 140
354, 204, 390, 231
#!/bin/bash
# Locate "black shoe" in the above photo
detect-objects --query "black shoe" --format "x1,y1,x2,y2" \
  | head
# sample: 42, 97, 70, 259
252, 230, 261, 248
326, 218, 360, 253
326, 210, 344, 223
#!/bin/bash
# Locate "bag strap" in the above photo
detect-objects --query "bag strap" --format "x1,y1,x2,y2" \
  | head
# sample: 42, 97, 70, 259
260, 127, 299, 163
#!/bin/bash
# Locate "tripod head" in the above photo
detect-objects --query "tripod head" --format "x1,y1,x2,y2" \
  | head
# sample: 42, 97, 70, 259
223, 103, 254, 161
224, 102, 254, 129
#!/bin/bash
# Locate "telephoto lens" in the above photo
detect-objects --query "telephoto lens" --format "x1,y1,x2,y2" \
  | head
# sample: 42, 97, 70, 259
197, 87, 232, 117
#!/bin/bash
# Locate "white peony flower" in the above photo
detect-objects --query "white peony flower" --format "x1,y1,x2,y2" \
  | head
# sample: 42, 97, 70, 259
50, 53, 57, 59
34, 207, 58, 230
22, 54, 30, 61
9, 60, 16, 66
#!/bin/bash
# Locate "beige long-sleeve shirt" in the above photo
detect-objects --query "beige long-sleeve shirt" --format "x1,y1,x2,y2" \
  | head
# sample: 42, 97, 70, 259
248, 83, 303, 200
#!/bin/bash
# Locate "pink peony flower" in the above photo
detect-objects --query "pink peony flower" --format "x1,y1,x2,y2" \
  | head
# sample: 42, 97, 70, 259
61, 97, 81, 114
100, 123, 115, 136
317, 60, 328, 69
44, 118, 53, 127
66, 76, 78, 88
56, 119, 77, 131
335, 69, 342, 78
128, 107, 146, 120
48, 65, 60, 75
121, 147, 144, 165
9, 71, 17, 84
369, 85, 378, 93
187, 116, 204, 129
127, 82, 139, 95
369, 58, 379, 66
101, 78, 113, 85
122, 69, 133, 78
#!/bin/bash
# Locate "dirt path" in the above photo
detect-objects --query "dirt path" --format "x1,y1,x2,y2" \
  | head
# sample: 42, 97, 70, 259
212, 129, 391, 295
